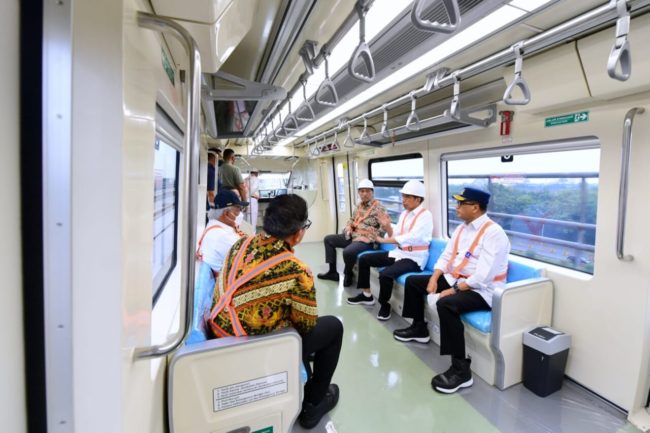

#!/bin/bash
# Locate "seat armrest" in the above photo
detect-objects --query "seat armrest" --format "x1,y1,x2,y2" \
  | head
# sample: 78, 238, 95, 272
490, 277, 554, 389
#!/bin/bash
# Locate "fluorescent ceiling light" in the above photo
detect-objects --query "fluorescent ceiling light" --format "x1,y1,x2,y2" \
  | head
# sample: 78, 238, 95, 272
509, 0, 552, 13
294, 4, 529, 139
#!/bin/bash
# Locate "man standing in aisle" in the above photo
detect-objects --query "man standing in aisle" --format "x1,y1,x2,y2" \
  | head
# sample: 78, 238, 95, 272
219, 148, 248, 201
347, 180, 433, 321
393, 187, 510, 394
317, 179, 392, 287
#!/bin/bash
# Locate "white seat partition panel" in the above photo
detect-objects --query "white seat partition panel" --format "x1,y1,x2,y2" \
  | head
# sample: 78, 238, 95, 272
169, 329, 303, 433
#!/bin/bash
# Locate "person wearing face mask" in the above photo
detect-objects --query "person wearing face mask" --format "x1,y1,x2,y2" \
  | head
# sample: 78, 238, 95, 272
195, 190, 248, 277
208, 194, 343, 429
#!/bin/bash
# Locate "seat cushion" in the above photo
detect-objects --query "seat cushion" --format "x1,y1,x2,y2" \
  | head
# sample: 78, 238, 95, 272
461, 310, 492, 334
396, 271, 432, 286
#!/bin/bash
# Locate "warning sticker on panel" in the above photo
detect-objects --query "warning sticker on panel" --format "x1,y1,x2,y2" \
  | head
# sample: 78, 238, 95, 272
213, 371, 288, 412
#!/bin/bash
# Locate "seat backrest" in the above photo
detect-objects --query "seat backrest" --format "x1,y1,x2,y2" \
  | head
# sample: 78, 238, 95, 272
506, 260, 542, 283
423, 238, 447, 271
170, 330, 302, 433
186, 262, 216, 344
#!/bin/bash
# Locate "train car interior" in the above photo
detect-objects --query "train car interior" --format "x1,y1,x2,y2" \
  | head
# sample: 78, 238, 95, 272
5, 0, 650, 432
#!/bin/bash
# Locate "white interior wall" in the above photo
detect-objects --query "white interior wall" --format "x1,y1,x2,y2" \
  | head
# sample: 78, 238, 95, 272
70, 0, 123, 431
0, 1, 26, 432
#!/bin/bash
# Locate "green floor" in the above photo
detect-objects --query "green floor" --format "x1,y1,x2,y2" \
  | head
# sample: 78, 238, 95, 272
293, 241, 639, 433
294, 242, 499, 433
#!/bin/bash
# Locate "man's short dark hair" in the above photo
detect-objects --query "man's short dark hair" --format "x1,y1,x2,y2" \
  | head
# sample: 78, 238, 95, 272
263, 194, 308, 238
223, 149, 235, 159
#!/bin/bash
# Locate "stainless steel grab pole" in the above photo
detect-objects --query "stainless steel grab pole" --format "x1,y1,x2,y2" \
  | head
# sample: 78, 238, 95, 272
135, 12, 201, 359
616, 107, 644, 261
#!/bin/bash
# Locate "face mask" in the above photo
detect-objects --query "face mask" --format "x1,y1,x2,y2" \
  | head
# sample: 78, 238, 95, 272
235, 213, 244, 226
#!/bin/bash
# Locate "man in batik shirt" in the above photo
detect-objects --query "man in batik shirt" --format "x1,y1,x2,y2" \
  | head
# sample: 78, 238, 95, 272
317, 179, 392, 287
208, 194, 343, 429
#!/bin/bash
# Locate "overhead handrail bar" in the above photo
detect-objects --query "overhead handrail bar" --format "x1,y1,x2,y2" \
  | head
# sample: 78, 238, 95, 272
617, 107, 644, 261
607, 0, 632, 81
405, 91, 421, 131
295, 78, 316, 122
349, 0, 376, 83
297, 0, 635, 148
135, 12, 201, 359
503, 42, 531, 105
381, 104, 390, 137
316, 50, 339, 107
411, 0, 461, 34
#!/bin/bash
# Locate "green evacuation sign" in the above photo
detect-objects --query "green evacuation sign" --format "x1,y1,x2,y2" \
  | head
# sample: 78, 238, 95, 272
252, 427, 273, 433
161, 48, 175, 86
544, 111, 589, 127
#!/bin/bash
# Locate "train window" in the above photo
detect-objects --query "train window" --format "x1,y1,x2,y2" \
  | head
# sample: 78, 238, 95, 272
256, 172, 290, 199
152, 110, 182, 303
443, 140, 600, 274
336, 163, 346, 212
369, 153, 423, 223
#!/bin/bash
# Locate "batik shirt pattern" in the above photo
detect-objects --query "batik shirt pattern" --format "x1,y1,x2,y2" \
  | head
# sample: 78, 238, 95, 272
209, 233, 318, 337
345, 199, 391, 243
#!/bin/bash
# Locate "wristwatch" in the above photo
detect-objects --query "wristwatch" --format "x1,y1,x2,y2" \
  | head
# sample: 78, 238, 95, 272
452, 281, 460, 293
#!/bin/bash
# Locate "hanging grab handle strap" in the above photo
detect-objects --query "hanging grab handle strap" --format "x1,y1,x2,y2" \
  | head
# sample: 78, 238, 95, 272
356, 115, 370, 144
503, 42, 531, 105
405, 91, 421, 131
607, 0, 632, 81
295, 78, 316, 122
349, 1, 376, 83
410, 0, 461, 34
316, 51, 339, 107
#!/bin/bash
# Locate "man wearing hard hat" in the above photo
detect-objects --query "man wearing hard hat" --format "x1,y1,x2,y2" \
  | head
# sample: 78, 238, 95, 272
317, 179, 392, 287
393, 186, 511, 394
347, 180, 433, 321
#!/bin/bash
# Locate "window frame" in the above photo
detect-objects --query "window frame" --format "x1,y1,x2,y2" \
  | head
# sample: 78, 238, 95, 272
440, 136, 600, 273
369, 153, 424, 222
152, 108, 183, 305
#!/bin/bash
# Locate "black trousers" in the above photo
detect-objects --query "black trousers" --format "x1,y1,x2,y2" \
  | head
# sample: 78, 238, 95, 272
323, 233, 374, 274
357, 251, 420, 305
403, 274, 490, 358
301, 316, 344, 404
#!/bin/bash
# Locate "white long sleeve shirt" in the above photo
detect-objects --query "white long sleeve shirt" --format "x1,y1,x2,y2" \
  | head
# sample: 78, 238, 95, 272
198, 220, 243, 273
388, 203, 434, 268
434, 213, 511, 306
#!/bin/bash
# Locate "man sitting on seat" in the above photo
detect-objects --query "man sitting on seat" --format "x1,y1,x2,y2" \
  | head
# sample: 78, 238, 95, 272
195, 190, 247, 277
317, 179, 392, 287
347, 180, 433, 321
393, 187, 511, 394
208, 194, 343, 429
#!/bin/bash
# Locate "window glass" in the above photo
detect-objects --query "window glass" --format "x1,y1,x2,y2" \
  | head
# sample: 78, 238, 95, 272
336, 163, 346, 212
257, 172, 290, 199
152, 138, 179, 300
370, 154, 423, 223
445, 146, 599, 273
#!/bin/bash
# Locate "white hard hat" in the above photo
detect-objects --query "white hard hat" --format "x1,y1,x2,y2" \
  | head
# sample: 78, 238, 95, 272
399, 180, 425, 197
358, 179, 374, 189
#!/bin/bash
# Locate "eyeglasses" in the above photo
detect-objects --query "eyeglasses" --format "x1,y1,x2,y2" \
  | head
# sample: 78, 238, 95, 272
456, 201, 478, 207
302, 219, 312, 230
